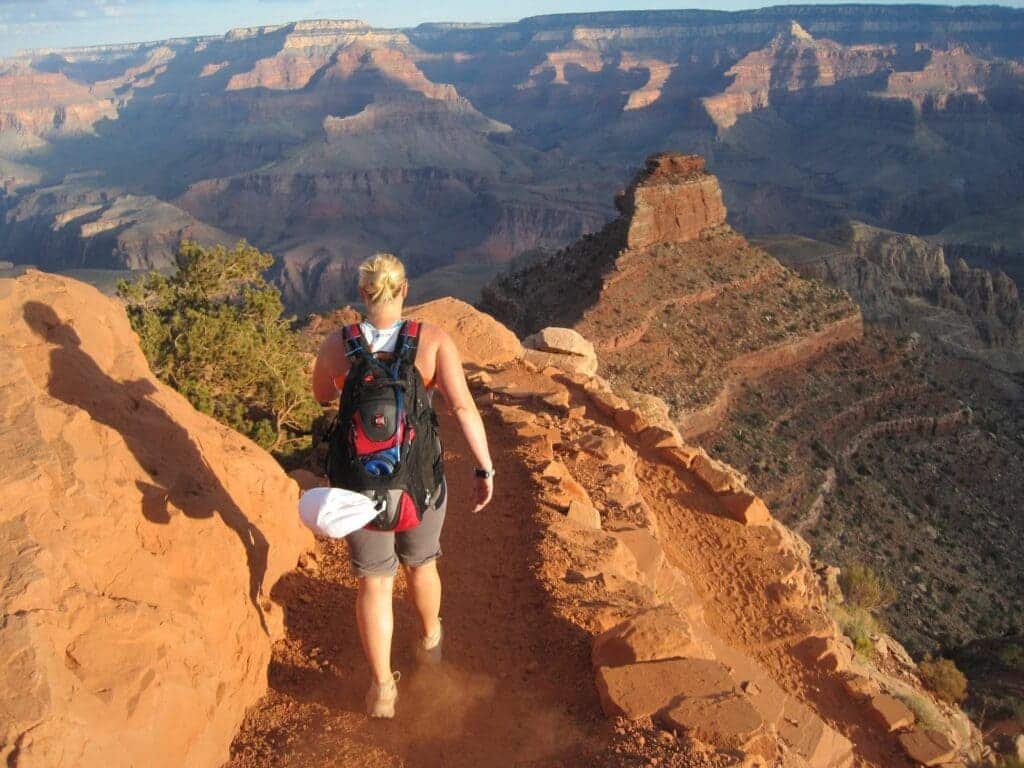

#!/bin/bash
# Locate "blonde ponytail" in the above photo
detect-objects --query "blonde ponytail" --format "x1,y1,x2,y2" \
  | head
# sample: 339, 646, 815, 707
357, 253, 407, 305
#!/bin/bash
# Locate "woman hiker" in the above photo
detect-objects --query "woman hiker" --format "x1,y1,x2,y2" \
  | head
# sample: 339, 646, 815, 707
311, 253, 495, 718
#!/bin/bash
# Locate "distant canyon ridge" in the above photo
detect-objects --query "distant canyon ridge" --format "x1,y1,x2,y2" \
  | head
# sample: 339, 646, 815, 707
1, 6, 1023, 309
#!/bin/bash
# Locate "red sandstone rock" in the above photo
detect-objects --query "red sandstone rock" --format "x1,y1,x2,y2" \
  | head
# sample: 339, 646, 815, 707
594, 658, 735, 719
654, 565, 706, 623
660, 694, 771, 755
867, 694, 916, 733
406, 297, 523, 368
0, 272, 312, 767
586, 386, 630, 417
638, 425, 681, 450
793, 634, 854, 675
778, 698, 856, 768
839, 674, 880, 700
550, 522, 640, 588
566, 499, 602, 530
577, 429, 635, 468
542, 471, 593, 512
524, 327, 596, 359
898, 728, 957, 766
523, 348, 597, 377
660, 444, 701, 470
540, 460, 565, 481
690, 451, 747, 494
613, 407, 650, 434
491, 403, 536, 426
591, 605, 713, 668
718, 490, 772, 526
612, 528, 664, 587
616, 154, 727, 250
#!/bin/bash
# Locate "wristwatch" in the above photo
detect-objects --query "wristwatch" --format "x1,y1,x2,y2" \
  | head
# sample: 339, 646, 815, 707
474, 467, 495, 479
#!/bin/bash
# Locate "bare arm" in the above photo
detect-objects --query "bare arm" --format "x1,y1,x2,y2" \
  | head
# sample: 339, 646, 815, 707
312, 331, 349, 405
434, 329, 493, 512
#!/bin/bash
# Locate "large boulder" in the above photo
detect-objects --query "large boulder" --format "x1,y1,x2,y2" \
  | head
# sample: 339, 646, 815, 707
406, 296, 523, 368
0, 271, 313, 768
523, 327, 598, 376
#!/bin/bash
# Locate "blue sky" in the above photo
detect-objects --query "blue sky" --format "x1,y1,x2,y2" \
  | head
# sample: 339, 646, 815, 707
1, 0, 1022, 57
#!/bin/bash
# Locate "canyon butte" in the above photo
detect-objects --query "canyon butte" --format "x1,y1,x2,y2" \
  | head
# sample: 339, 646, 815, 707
485, 152, 1024, 725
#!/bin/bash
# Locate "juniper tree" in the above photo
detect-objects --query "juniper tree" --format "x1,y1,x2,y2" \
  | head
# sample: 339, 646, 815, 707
117, 240, 318, 455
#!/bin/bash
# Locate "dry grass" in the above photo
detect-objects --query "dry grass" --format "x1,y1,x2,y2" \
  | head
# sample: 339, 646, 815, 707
918, 656, 968, 704
839, 562, 897, 611
831, 603, 884, 657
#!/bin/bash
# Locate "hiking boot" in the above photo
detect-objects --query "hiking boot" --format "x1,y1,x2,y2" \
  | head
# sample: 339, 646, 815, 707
365, 671, 400, 719
415, 618, 443, 665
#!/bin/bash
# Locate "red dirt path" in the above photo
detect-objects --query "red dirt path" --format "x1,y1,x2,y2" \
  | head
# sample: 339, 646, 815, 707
225, 403, 717, 767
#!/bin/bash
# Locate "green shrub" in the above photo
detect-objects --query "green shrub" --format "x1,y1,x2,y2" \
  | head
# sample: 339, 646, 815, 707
839, 562, 897, 611
918, 656, 968, 704
117, 240, 318, 457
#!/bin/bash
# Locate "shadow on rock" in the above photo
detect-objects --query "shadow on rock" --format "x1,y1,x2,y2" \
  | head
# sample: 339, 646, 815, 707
23, 300, 272, 633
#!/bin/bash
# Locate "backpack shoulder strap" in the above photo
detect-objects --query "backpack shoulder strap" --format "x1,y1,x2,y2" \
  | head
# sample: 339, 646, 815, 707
342, 323, 368, 359
395, 320, 421, 368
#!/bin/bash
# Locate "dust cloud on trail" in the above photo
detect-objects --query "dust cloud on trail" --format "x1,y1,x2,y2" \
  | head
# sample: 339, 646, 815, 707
369, 663, 588, 766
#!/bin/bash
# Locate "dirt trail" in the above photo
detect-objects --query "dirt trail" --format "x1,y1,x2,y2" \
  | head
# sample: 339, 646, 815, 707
226, 403, 610, 768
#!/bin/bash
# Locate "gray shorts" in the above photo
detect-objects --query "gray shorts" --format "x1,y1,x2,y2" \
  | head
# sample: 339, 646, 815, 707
345, 479, 447, 577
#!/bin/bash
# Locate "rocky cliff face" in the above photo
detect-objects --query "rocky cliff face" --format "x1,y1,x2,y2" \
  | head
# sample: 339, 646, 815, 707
2, 184, 234, 272
0, 271, 312, 767
760, 222, 1024, 352
702, 22, 896, 129
615, 154, 727, 249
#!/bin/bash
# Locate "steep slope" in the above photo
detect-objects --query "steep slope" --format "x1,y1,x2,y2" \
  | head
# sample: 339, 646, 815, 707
707, 226, 1024, 656
2, 182, 237, 272
701, 22, 896, 130
704, 325, 1024, 657
482, 153, 862, 438
227, 299, 979, 767
0, 271, 312, 767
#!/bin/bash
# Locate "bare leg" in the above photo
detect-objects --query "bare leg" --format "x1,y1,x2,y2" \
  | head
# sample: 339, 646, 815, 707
404, 560, 442, 640
356, 575, 395, 684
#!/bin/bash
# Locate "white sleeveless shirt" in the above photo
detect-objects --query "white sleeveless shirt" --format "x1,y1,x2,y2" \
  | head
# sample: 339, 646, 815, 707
359, 318, 404, 354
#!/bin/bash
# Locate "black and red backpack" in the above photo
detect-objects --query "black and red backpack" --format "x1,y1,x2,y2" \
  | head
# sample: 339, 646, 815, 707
325, 320, 444, 532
